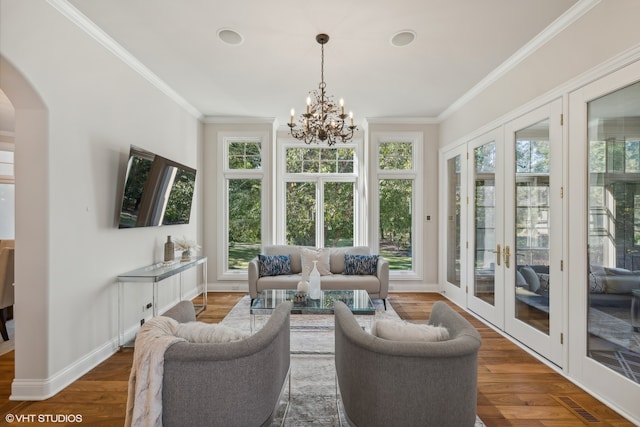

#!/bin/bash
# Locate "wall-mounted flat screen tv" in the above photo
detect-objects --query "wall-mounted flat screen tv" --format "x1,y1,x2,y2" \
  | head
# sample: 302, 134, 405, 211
118, 145, 197, 228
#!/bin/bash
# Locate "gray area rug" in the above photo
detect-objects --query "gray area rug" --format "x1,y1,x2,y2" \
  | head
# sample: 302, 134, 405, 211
589, 348, 640, 384
221, 295, 485, 426
589, 308, 640, 353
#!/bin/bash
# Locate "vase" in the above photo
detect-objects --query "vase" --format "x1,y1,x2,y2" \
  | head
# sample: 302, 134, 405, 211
180, 249, 192, 262
309, 260, 321, 299
164, 236, 175, 262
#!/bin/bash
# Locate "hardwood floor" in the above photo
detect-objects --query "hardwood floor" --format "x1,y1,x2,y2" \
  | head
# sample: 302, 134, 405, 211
0, 292, 633, 426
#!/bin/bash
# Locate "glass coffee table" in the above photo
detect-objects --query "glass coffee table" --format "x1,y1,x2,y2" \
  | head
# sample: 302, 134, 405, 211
250, 289, 375, 333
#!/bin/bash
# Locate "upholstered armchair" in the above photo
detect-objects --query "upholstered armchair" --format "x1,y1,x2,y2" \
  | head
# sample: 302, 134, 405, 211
0, 247, 15, 341
160, 300, 291, 427
334, 300, 482, 427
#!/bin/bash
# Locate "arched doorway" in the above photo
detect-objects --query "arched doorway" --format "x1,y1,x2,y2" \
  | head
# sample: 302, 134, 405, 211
0, 55, 50, 399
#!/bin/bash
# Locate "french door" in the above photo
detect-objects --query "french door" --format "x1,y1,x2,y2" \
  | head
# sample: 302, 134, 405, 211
503, 100, 563, 365
442, 100, 564, 366
440, 143, 468, 304
467, 128, 506, 329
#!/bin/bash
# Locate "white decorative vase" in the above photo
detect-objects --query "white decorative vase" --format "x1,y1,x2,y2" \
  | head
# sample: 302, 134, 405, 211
309, 260, 321, 299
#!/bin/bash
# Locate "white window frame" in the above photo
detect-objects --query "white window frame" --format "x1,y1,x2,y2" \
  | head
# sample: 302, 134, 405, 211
371, 132, 424, 281
217, 132, 269, 279
0, 145, 15, 239
276, 137, 365, 246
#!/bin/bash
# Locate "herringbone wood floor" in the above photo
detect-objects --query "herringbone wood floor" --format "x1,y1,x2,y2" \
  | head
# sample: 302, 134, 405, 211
0, 293, 633, 426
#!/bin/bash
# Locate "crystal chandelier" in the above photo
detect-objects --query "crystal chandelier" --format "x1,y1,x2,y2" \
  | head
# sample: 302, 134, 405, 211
288, 34, 357, 146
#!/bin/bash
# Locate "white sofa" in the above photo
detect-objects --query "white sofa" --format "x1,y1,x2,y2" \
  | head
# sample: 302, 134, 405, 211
248, 245, 389, 307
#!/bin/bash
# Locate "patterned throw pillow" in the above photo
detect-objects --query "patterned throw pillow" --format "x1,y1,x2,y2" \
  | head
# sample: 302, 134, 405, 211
344, 254, 378, 275
258, 254, 291, 277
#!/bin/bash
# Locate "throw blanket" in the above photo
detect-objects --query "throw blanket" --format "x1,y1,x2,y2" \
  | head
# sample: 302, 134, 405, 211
124, 317, 185, 427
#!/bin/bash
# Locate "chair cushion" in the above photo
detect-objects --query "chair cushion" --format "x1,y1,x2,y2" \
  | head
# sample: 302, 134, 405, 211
371, 319, 450, 342
174, 322, 248, 343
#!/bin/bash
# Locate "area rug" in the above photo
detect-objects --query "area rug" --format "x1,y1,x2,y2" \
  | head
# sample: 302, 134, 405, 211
589, 348, 640, 384
589, 308, 640, 353
221, 295, 485, 427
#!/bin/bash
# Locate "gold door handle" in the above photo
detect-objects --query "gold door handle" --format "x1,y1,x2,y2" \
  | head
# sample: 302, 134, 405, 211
504, 245, 511, 268
492, 244, 501, 266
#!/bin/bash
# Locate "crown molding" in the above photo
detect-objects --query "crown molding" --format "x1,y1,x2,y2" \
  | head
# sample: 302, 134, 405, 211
438, 0, 601, 121
46, 0, 203, 119
364, 116, 439, 125
202, 116, 276, 124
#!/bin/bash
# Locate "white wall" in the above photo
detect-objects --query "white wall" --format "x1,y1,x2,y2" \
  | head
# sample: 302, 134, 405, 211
0, 1, 202, 399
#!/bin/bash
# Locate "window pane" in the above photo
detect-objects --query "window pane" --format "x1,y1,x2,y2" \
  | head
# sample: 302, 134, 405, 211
228, 141, 261, 170
286, 147, 354, 174
228, 179, 261, 269
514, 119, 551, 334
447, 155, 462, 286
0, 151, 14, 177
286, 181, 316, 246
474, 142, 496, 306
378, 179, 412, 270
324, 182, 354, 247
587, 80, 640, 385
0, 184, 15, 239
379, 142, 413, 170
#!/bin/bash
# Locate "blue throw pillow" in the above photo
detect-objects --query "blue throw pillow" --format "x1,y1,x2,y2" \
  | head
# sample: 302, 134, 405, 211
258, 254, 291, 277
344, 254, 378, 275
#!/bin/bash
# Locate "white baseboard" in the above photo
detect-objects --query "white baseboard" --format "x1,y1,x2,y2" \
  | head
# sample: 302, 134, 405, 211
10, 291, 201, 401
11, 338, 118, 401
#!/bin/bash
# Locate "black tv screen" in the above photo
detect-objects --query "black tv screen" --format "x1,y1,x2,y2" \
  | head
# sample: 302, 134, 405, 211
118, 145, 196, 228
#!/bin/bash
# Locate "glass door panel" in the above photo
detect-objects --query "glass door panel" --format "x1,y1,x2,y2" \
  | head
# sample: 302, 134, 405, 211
587, 81, 640, 385
514, 120, 551, 334
468, 129, 504, 329
474, 144, 497, 305
441, 144, 467, 305
447, 155, 462, 287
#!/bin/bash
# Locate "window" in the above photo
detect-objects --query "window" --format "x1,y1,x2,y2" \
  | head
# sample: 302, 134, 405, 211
374, 134, 423, 275
0, 150, 14, 239
279, 143, 359, 248
223, 137, 264, 272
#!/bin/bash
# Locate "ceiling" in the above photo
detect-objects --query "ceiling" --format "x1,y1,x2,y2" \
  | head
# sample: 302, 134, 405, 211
8, 0, 583, 130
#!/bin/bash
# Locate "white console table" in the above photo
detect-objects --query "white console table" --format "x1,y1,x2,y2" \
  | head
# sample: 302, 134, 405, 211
117, 256, 207, 347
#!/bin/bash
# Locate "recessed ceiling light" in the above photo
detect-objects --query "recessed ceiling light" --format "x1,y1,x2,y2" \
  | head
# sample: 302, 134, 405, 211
217, 28, 243, 45
390, 30, 416, 47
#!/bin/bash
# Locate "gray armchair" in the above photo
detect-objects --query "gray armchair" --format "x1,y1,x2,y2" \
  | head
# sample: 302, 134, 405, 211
334, 300, 482, 427
161, 300, 291, 427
